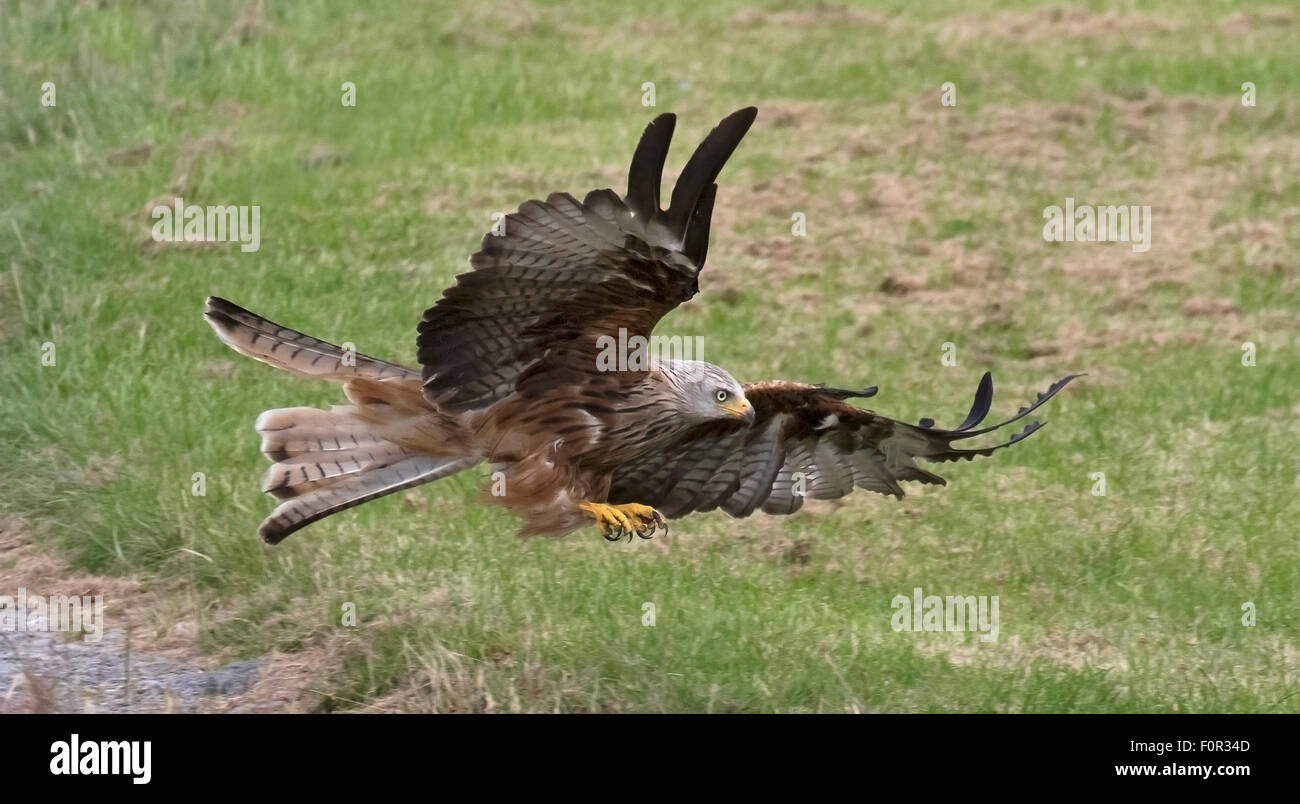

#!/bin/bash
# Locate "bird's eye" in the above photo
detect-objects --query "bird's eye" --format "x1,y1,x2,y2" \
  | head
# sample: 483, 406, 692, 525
715, 390, 729, 403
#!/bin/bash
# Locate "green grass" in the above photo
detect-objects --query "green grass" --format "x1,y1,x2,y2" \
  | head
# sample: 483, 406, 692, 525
2, 0, 1298, 712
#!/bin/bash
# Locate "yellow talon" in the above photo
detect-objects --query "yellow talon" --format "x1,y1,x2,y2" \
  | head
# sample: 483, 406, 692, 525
580, 501, 631, 541
580, 501, 667, 542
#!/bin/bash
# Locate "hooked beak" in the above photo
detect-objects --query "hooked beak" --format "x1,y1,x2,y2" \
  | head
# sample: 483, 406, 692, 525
722, 398, 755, 424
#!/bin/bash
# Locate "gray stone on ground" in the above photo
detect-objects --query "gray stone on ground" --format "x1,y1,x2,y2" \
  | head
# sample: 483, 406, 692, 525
0, 616, 261, 713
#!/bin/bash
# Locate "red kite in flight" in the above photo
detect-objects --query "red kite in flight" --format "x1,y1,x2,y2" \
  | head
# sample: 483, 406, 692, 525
206, 108, 1077, 543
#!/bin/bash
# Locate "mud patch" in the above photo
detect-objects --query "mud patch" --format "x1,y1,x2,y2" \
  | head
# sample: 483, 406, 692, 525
938, 6, 1183, 44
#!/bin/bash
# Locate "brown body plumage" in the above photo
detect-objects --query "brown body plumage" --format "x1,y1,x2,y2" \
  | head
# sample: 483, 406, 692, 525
205, 107, 1078, 544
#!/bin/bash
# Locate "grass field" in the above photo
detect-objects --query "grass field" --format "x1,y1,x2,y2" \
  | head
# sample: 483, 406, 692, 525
2, 0, 1298, 712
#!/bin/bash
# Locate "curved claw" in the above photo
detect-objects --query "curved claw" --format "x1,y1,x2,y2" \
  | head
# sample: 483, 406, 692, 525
637, 510, 666, 540
583, 501, 667, 544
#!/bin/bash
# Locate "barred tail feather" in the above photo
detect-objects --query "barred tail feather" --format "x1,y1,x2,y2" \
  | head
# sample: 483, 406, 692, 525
259, 441, 415, 499
204, 296, 418, 382
260, 454, 480, 544
204, 297, 478, 542
253, 405, 478, 543
256, 406, 389, 460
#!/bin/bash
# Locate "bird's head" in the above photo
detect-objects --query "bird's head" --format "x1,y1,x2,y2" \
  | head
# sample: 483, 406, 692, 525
663, 360, 754, 425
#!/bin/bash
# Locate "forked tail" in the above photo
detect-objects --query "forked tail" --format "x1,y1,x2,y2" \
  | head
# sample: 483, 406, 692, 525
204, 297, 478, 543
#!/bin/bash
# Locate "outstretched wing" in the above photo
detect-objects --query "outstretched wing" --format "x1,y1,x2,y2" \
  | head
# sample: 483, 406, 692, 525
607, 373, 1081, 518
417, 108, 758, 411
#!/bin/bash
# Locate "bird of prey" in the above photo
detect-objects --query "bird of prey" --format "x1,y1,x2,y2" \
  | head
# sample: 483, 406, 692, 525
205, 107, 1078, 545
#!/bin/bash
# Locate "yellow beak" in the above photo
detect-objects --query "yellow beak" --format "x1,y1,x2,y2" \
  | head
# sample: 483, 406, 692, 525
722, 398, 755, 423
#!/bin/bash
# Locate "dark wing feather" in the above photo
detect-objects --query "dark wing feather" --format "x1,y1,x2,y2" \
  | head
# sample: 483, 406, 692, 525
682, 183, 718, 269
417, 109, 756, 411
626, 113, 676, 222
608, 374, 1082, 519
658, 107, 756, 251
